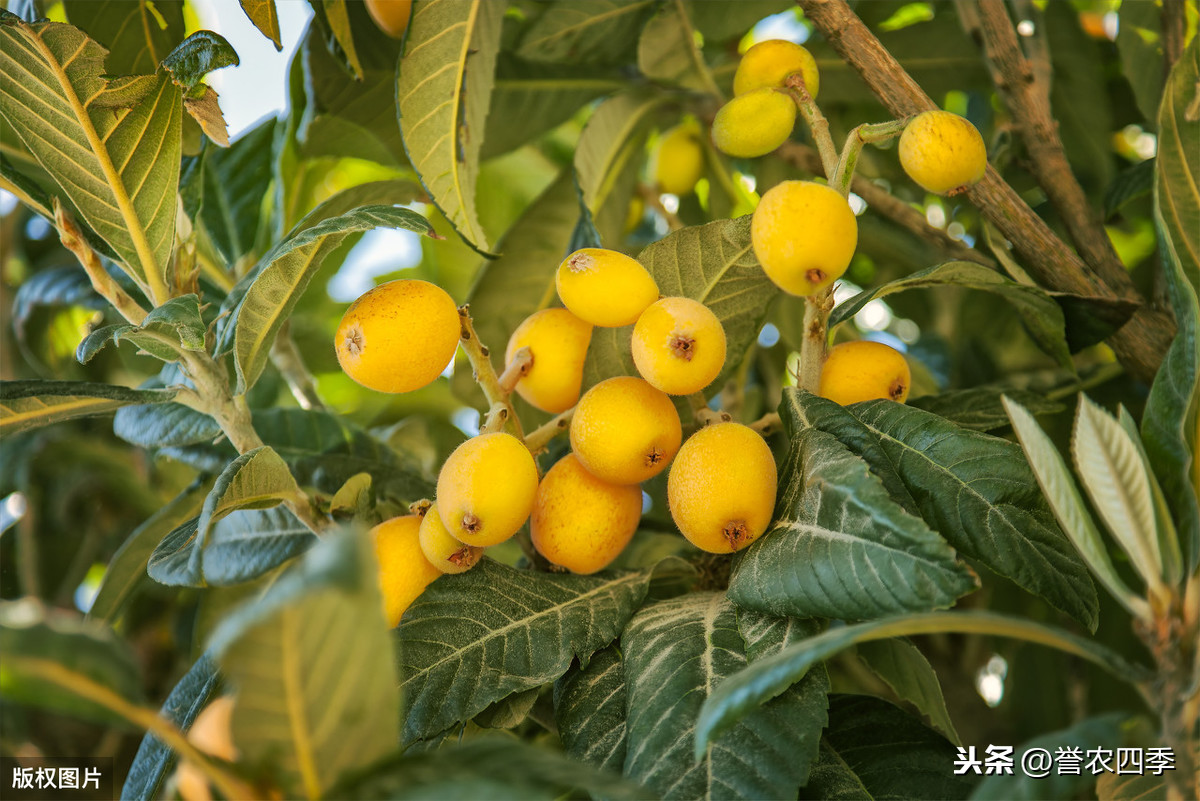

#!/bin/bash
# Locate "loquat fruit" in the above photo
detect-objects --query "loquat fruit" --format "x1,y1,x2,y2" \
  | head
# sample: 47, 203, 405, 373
651, 122, 706, 196
734, 39, 820, 98
751, 180, 857, 296
556, 248, 660, 327
419, 502, 484, 574
818, 340, 911, 405
335, 279, 460, 394
898, 110, 987, 195
372, 514, 442, 627
530, 454, 642, 574
505, 308, 593, 413
365, 0, 413, 39
570, 376, 683, 485
436, 432, 539, 547
667, 422, 777, 553
711, 87, 797, 159
631, 297, 726, 395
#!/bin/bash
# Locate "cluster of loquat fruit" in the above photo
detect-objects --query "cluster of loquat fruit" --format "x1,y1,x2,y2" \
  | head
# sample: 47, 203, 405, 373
334, 37, 989, 629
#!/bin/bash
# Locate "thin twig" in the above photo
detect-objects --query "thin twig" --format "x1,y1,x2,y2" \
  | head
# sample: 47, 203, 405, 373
270, 321, 327, 411
799, 291, 833, 393
831, 118, 909, 195
785, 77, 839, 177
524, 407, 575, 454
55, 203, 148, 325
497, 347, 533, 394
749, 411, 782, 436
1161, 0, 1186, 73
638, 183, 684, 231
457, 305, 524, 438
794, 0, 1173, 381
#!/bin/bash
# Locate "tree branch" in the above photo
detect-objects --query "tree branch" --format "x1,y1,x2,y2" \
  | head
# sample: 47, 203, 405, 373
270, 321, 327, 411
974, 0, 1135, 298
794, 0, 1173, 382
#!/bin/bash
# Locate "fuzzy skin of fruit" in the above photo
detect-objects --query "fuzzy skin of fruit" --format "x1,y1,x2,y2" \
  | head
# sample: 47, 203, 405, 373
570, 376, 682, 485
372, 515, 442, 627
365, 0, 413, 39
667, 423, 777, 553
651, 123, 705, 195
818, 341, 911, 405
436, 432, 539, 546
174, 696, 238, 801
631, 297, 726, 395
335, 279, 460, 393
556, 248, 659, 327
505, 308, 592, 413
734, 39, 820, 98
898, 110, 987, 194
419, 503, 484, 574
751, 180, 857, 296
711, 88, 797, 158
531, 454, 642, 574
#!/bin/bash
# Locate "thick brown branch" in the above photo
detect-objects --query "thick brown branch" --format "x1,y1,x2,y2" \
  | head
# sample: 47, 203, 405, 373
794, 0, 1173, 381
974, 0, 1135, 298
1161, 0, 1186, 73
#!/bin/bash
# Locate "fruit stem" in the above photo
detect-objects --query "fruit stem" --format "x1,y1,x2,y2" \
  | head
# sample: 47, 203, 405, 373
799, 289, 834, 394
480, 401, 511, 435
524, 407, 575, 454
458, 305, 525, 438
271, 321, 327, 411
637, 183, 684, 231
831, 118, 909, 196
497, 346, 533, 394
785, 76, 839, 180
749, 412, 782, 436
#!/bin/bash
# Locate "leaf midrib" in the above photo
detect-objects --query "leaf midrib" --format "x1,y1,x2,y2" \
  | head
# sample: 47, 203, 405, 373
23, 22, 167, 301
401, 572, 642, 685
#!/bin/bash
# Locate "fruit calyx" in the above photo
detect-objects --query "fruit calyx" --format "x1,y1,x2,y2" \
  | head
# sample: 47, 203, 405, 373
669, 332, 696, 361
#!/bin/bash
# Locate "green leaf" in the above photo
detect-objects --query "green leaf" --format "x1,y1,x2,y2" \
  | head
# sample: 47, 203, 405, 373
1115, 0, 1164, 123
854, 638, 959, 745
1117, 406, 1183, 585
574, 90, 667, 245
198, 446, 300, 550
209, 531, 400, 800
238, 0, 282, 50
396, 0, 502, 254
228, 205, 436, 392
160, 30, 240, 91
728, 410, 977, 619
637, 1, 717, 94
686, 0, 792, 43
1002, 396, 1149, 619
482, 58, 622, 159
76, 294, 206, 364
396, 558, 653, 745
517, 0, 653, 65
1104, 158, 1155, 219
802, 696, 975, 801
322, 0, 362, 79
0, 16, 182, 296
63, 0, 186, 75
695, 611, 1147, 757
200, 507, 317, 586
113, 402, 221, 448
197, 116, 276, 269
553, 644, 628, 773
0, 379, 177, 436
793, 391, 1099, 631
829, 261, 1072, 367
971, 713, 1130, 800
1147, 36, 1200, 569
584, 216, 779, 397
910, 388, 1064, 432
624, 594, 828, 799
1072, 395, 1164, 589
88, 479, 211, 623
331, 738, 647, 801
0, 598, 144, 726
473, 687, 538, 729
12, 265, 105, 337
298, 26, 406, 167
1045, 1, 1113, 191
122, 653, 221, 801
